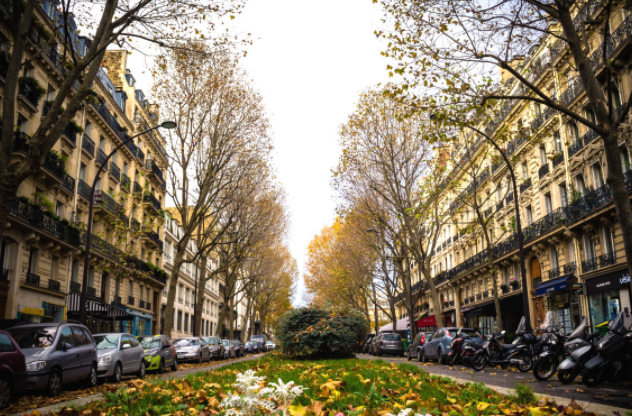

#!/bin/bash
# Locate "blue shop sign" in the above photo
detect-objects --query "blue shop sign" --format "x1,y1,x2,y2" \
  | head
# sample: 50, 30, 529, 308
535, 275, 572, 296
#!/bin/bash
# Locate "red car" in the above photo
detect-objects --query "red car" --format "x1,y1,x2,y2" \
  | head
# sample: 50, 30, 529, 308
0, 329, 27, 408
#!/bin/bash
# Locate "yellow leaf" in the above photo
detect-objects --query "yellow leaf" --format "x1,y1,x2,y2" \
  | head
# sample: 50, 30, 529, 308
477, 402, 491, 411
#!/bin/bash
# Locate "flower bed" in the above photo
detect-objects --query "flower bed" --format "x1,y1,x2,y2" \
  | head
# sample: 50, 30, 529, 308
17, 354, 589, 416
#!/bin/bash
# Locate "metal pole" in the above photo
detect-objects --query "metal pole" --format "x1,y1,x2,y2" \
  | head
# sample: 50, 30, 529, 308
79, 125, 163, 324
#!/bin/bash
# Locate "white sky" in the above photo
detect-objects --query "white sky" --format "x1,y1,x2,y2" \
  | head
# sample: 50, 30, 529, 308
128, 0, 391, 306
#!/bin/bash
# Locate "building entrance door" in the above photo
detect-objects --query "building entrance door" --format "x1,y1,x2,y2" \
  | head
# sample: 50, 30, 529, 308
532, 297, 546, 325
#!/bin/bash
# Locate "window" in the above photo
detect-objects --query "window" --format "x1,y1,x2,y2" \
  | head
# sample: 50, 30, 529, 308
583, 235, 596, 260
184, 313, 189, 332
177, 311, 183, 331
71, 326, 87, 346
550, 247, 559, 270
553, 133, 562, 154
539, 147, 547, 166
568, 122, 580, 143
28, 248, 39, 274
575, 174, 586, 194
55, 201, 64, 217
544, 193, 553, 214
558, 183, 568, 207
620, 146, 631, 171
140, 285, 144, 301
585, 108, 596, 125
50, 257, 58, 280
568, 241, 576, 263
521, 162, 528, 179
0, 334, 15, 352
525, 205, 533, 224
57, 327, 75, 350
129, 280, 134, 297
88, 267, 95, 289
80, 164, 87, 181
592, 163, 605, 188
603, 226, 615, 254
123, 161, 129, 176
610, 84, 622, 110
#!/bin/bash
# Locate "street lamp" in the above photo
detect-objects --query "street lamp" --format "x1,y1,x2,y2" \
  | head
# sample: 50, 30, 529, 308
79, 121, 178, 325
429, 113, 532, 333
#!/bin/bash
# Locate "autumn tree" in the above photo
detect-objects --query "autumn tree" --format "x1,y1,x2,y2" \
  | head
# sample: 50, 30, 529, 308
0, 0, 244, 241
334, 88, 451, 333
379, 0, 632, 290
153, 43, 273, 338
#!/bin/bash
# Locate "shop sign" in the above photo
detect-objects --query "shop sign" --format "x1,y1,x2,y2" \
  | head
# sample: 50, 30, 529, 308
20, 306, 44, 316
572, 283, 583, 295
585, 269, 631, 295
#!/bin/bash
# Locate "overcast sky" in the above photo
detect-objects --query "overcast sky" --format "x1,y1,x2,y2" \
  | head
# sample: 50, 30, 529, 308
128, 0, 391, 305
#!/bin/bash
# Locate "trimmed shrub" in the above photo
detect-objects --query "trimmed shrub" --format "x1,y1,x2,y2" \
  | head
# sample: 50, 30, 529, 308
276, 306, 369, 359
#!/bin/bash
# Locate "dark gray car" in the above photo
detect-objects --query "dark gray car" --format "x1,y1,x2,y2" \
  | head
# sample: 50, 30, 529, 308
230, 340, 245, 357
7, 322, 98, 396
202, 336, 225, 360
370, 333, 404, 356
94, 333, 145, 382
421, 327, 484, 364
173, 337, 211, 363
221, 339, 236, 359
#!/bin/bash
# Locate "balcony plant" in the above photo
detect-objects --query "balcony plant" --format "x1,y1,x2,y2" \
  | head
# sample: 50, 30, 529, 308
509, 279, 519, 289
32, 192, 55, 214
20, 76, 46, 103
500, 284, 509, 292
18, 195, 30, 204
67, 121, 84, 135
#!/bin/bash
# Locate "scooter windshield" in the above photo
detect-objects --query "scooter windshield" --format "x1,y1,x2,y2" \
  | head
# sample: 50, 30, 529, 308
515, 317, 527, 334
608, 311, 631, 333
541, 311, 558, 330
567, 317, 587, 340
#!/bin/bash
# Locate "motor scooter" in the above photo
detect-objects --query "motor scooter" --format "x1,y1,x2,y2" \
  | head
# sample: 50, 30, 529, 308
533, 311, 568, 381
471, 317, 536, 372
557, 317, 600, 384
447, 328, 479, 365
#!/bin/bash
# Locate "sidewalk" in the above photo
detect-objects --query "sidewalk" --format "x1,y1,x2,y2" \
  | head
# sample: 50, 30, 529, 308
6, 354, 262, 416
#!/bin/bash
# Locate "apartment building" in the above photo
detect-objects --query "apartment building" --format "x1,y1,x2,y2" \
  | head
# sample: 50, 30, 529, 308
161, 213, 223, 338
399, 1, 632, 335
0, 0, 169, 335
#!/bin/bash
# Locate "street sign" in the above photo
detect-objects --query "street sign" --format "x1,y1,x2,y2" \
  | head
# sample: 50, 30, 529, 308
572, 283, 583, 295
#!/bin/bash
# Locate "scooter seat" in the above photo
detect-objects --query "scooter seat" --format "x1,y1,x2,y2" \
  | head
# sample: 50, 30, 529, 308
502, 344, 515, 350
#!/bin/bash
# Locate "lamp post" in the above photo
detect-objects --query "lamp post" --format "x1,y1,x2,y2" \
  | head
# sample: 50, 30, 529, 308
79, 121, 177, 325
429, 114, 532, 333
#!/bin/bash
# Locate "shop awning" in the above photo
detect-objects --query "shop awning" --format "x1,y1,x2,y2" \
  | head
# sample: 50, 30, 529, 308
67, 294, 134, 320
535, 275, 572, 296
416, 315, 436, 327
379, 316, 409, 332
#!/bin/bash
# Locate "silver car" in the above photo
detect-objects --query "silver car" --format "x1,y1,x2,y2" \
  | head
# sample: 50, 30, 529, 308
174, 337, 211, 363
93, 333, 146, 382
221, 339, 236, 359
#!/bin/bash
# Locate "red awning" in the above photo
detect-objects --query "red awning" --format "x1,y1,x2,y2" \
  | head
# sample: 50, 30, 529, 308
416, 315, 436, 327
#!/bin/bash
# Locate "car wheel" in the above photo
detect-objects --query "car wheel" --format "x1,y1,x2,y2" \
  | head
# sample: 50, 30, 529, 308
46, 369, 62, 397
87, 365, 98, 388
171, 358, 178, 371
198, 353, 203, 364
417, 350, 423, 363
138, 361, 146, 379
438, 348, 444, 364
158, 358, 165, 374
407, 350, 412, 361
111, 363, 122, 383
0, 375, 12, 409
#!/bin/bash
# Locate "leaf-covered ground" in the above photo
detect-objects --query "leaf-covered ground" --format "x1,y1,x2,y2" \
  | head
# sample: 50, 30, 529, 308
19, 353, 601, 416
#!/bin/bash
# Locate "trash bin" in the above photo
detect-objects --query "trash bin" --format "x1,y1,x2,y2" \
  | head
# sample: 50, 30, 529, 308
402, 340, 408, 351
596, 321, 609, 337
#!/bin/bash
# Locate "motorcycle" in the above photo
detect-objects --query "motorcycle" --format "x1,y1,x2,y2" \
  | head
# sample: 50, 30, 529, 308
557, 317, 600, 384
533, 311, 568, 381
471, 317, 536, 372
447, 328, 479, 365
582, 310, 632, 387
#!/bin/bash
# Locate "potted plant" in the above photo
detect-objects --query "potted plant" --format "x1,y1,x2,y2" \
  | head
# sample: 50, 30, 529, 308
500, 283, 509, 293
509, 279, 519, 289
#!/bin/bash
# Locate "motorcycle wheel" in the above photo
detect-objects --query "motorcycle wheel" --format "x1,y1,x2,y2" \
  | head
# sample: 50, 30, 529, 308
533, 355, 558, 381
582, 369, 602, 388
558, 367, 580, 384
517, 353, 533, 372
471, 354, 486, 371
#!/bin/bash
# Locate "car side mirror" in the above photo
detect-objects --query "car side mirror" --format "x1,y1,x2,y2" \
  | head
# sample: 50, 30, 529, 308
62, 342, 72, 351
122, 344, 132, 350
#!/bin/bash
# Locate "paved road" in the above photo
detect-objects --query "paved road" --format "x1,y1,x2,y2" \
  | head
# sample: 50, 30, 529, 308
358, 354, 632, 411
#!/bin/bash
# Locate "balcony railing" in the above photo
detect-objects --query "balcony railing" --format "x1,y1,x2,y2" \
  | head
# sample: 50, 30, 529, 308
520, 178, 532, 193
146, 302, 152, 311
9, 197, 81, 246
70, 281, 81, 292
533, 277, 542, 287
1, 269, 8, 281
530, 113, 544, 133
582, 258, 598, 273
599, 251, 616, 268
61, 174, 75, 194
110, 162, 120, 181
62, 125, 77, 145
13, 132, 29, 154
96, 149, 108, 167
522, 207, 568, 242
128, 296, 135, 305
538, 163, 550, 178
87, 286, 97, 297
139, 300, 146, 309
552, 152, 564, 168
18, 80, 42, 108
564, 262, 577, 274
82, 134, 95, 158
505, 192, 514, 205
143, 193, 162, 212
133, 181, 143, 195
568, 139, 584, 158
94, 191, 128, 223
77, 179, 92, 201
567, 183, 613, 223
42, 151, 66, 181
146, 160, 166, 188
22, 272, 64, 293
121, 174, 131, 192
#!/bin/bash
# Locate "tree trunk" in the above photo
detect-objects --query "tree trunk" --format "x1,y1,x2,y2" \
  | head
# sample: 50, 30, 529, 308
193, 255, 208, 337
242, 296, 251, 343
229, 296, 235, 339
217, 290, 229, 337
372, 283, 379, 334
163, 243, 189, 338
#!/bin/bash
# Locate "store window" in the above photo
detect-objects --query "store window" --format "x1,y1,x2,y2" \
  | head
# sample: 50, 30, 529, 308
589, 289, 622, 331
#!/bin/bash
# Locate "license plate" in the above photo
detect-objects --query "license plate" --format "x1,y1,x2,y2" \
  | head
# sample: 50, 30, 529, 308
388, 345, 397, 349
177, 355, 186, 359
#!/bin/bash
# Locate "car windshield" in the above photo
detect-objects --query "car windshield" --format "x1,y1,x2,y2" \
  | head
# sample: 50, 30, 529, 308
245, 341, 256, 346
460, 330, 483, 339
94, 335, 119, 350
222, 340, 230, 346
266, 341, 274, 344
382, 334, 401, 341
174, 339, 199, 346
8, 326, 57, 349
230, 340, 239, 345
251, 336, 264, 342
140, 337, 161, 349
204, 337, 219, 345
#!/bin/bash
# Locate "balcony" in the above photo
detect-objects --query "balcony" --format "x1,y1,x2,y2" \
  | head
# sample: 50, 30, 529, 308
567, 183, 613, 224
121, 174, 131, 192
109, 162, 120, 182
538, 163, 550, 178
94, 191, 128, 223
599, 251, 616, 268
582, 258, 598, 273
96, 149, 108, 167
22, 272, 65, 294
551, 152, 564, 169
146, 302, 152, 311
131, 218, 141, 232
70, 281, 81, 292
115, 296, 122, 304
41, 151, 66, 184
77, 179, 92, 202
139, 300, 146, 309
87, 286, 97, 297
133, 181, 143, 197
146, 160, 166, 188
60, 174, 75, 195
533, 277, 542, 287
522, 207, 568, 242
83, 232, 124, 262
185, 300, 190, 307
128, 296, 135, 305
9, 197, 81, 247
82, 134, 95, 158
18, 79, 42, 110
1, 269, 8, 281
61, 124, 78, 147
143, 193, 162, 214
142, 226, 163, 250
530, 113, 544, 134
12, 132, 30, 155
505, 192, 514, 206
568, 138, 584, 159
178, 297, 183, 303
92, 103, 129, 143
519, 178, 532, 193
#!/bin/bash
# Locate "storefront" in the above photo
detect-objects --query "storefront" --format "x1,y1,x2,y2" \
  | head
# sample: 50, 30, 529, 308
17, 302, 66, 323
462, 302, 497, 335
535, 275, 582, 333
124, 309, 153, 336
584, 268, 632, 332
416, 314, 436, 332
67, 294, 133, 334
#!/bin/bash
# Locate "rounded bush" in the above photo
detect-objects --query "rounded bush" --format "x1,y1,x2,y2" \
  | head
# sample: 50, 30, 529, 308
276, 306, 369, 359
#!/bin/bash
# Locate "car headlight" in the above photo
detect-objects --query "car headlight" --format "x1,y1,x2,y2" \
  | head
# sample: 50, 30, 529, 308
26, 361, 46, 372
98, 355, 112, 364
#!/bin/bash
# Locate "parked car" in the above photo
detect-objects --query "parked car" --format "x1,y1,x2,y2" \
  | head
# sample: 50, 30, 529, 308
0, 330, 27, 408
407, 332, 433, 361
230, 340, 245, 357
222, 339, 236, 358
7, 322, 98, 396
202, 336, 225, 360
138, 335, 178, 373
370, 333, 404, 356
250, 334, 267, 351
173, 337, 211, 363
93, 333, 145, 382
244, 341, 260, 354
421, 327, 484, 364
265, 340, 276, 351
363, 336, 375, 353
